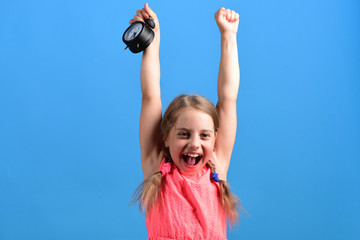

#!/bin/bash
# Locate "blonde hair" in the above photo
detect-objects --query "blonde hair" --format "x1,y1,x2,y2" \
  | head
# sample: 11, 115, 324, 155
131, 94, 245, 223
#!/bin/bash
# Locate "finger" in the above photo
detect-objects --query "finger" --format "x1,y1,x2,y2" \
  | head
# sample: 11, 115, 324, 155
129, 19, 135, 25
231, 11, 239, 23
134, 15, 143, 22
136, 9, 144, 19
219, 7, 226, 14
220, 8, 227, 18
226, 9, 231, 21
230, 10, 236, 22
141, 8, 150, 19
215, 7, 225, 20
144, 3, 156, 19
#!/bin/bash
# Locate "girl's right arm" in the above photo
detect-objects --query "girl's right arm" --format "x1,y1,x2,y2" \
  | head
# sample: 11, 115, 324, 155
130, 3, 163, 179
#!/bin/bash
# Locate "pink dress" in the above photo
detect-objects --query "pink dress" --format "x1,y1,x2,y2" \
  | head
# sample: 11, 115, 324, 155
146, 160, 227, 240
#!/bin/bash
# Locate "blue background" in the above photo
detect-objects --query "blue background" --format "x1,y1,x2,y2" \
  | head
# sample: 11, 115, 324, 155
1, 0, 359, 239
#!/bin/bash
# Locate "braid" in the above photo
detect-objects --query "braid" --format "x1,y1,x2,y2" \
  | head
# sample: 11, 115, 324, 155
206, 161, 245, 225
207, 160, 217, 172
130, 171, 162, 214
131, 158, 173, 214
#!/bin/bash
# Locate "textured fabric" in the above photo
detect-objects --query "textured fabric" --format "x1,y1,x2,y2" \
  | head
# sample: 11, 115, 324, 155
146, 160, 227, 240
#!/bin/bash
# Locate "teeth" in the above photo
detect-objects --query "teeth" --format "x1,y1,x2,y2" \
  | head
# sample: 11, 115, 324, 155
184, 153, 202, 157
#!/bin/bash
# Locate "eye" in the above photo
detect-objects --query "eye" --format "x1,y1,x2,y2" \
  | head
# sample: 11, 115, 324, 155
201, 133, 211, 138
177, 131, 189, 137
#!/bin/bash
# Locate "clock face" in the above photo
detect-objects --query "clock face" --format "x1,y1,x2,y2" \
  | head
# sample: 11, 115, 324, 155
124, 23, 143, 42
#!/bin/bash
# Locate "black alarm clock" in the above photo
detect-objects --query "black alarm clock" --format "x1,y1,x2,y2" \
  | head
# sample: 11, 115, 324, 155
122, 18, 155, 53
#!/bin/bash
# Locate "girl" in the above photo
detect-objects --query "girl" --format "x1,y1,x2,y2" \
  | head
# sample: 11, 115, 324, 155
130, 3, 243, 239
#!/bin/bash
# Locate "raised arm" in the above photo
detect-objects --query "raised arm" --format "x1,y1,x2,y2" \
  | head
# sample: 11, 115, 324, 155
214, 8, 240, 177
130, 3, 163, 179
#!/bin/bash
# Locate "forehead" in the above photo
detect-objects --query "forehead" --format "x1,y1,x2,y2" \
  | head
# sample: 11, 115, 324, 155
174, 108, 214, 130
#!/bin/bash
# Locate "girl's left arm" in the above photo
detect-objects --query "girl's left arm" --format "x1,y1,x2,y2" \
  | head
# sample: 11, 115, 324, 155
214, 8, 240, 177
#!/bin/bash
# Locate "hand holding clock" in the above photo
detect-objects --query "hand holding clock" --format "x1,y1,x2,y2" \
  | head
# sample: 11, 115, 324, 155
129, 3, 160, 49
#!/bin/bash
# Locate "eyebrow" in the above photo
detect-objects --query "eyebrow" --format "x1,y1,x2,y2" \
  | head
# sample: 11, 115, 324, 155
175, 128, 213, 133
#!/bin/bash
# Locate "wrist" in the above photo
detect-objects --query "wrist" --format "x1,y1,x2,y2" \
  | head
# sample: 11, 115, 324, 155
143, 42, 160, 55
220, 31, 237, 41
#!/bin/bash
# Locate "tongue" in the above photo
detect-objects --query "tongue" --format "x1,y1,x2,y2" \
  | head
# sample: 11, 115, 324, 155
186, 157, 197, 166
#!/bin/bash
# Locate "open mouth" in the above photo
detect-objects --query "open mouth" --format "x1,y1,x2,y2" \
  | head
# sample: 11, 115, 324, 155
182, 153, 203, 168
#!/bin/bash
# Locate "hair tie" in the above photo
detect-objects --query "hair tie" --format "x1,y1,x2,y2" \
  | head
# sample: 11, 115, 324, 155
161, 162, 172, 176
211, 172, 219, 182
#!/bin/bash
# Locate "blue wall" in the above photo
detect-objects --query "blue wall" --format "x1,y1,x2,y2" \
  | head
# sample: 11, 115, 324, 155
1, 0, 359, 239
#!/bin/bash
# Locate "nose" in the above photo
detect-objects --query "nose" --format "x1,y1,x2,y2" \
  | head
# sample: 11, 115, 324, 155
189, 135, 200, 149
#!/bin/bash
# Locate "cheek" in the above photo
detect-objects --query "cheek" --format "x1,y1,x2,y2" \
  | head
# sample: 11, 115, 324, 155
206, 140, 216, 152
168, 139, 184, 155
172, 140, 185, 152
